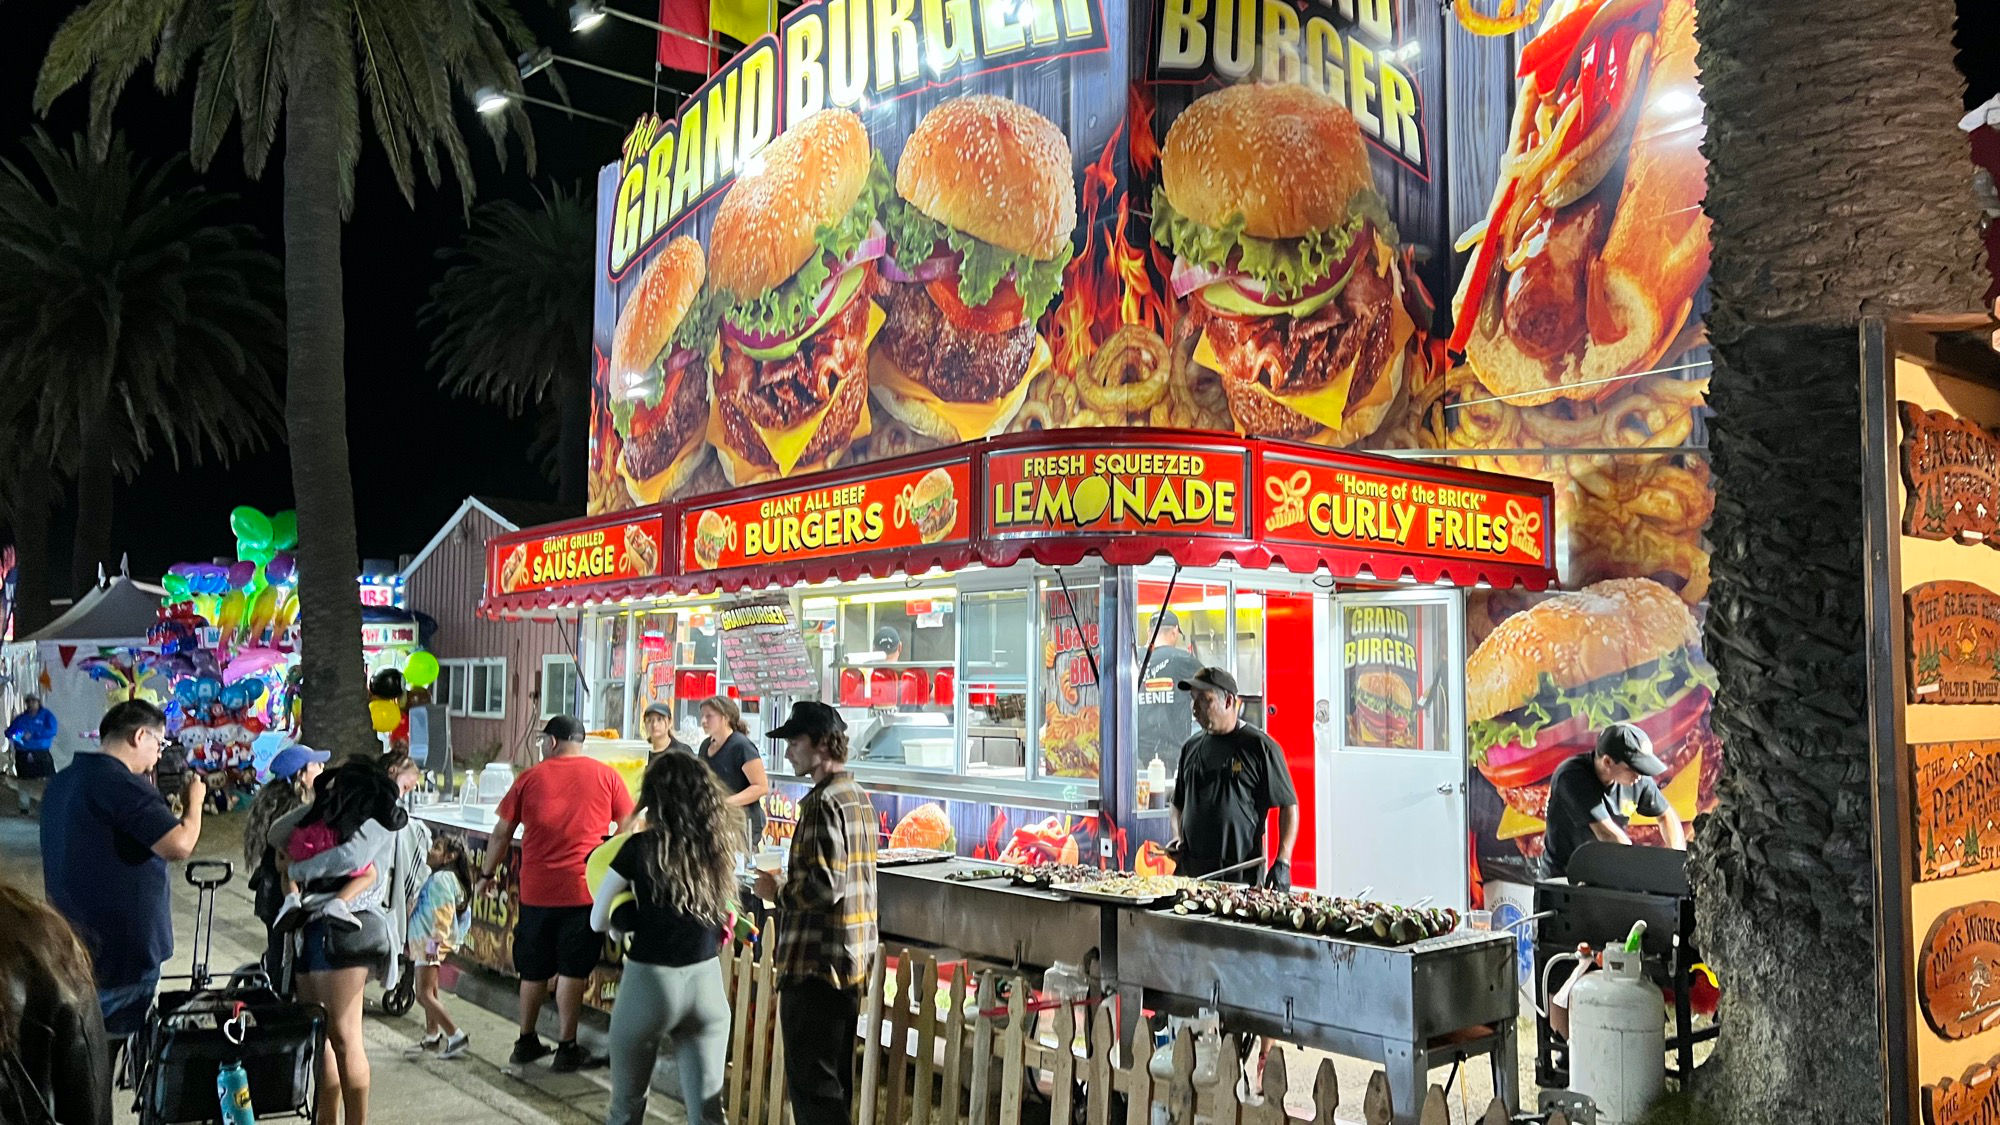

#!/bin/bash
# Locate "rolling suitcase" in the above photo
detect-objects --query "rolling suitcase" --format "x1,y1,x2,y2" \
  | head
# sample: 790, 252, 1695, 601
131, 860, 327, 1124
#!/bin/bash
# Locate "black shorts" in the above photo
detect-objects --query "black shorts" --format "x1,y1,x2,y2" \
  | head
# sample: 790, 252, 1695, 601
514, 904, 601, 980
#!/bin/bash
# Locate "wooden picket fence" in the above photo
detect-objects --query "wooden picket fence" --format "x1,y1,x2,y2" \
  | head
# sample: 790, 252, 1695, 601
718, 942, 1519, 1125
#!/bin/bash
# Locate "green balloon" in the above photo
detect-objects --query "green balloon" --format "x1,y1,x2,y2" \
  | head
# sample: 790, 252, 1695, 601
162, 573, 190, 598
230, 506, 273, 550
404, 651, 441, 689
270, 510, 299, 551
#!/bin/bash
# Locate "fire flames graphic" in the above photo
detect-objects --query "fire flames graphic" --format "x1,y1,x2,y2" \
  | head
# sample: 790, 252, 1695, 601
1046, 94, 1179, 386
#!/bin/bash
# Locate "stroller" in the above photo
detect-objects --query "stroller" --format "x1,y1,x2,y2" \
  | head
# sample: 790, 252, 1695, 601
126, 860, 328, 1124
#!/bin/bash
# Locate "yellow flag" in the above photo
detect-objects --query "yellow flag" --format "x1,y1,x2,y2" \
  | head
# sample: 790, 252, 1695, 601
709, 0, 774, 46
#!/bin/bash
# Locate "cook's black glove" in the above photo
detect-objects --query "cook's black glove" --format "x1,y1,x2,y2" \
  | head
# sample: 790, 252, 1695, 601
1264, 860, 1291, 892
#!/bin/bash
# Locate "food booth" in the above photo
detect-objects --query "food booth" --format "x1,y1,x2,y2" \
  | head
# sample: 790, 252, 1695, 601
460, 427, 1553, 1112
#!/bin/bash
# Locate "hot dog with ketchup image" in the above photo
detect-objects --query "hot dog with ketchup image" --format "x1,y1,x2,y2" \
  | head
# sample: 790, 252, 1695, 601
1448, 0, 1709, 406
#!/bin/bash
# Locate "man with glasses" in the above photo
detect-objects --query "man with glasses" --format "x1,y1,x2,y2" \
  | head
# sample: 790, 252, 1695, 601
41, 700, 206, 1042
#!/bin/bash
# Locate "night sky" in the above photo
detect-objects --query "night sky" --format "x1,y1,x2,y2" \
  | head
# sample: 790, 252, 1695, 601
0, 3, 1996, 584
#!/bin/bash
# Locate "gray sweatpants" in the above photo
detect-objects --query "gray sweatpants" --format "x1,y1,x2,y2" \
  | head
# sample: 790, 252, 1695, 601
607, 958, 731, 1125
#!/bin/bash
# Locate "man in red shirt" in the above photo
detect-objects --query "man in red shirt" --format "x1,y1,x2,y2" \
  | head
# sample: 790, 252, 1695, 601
475, 715, 635, 1072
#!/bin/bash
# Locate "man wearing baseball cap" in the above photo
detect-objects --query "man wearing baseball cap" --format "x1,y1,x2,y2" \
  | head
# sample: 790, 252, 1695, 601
752, 700, 877, 1125
1539, 721, 1686, 880
1168, 667, 1299, 890
475, 714, 635, 1072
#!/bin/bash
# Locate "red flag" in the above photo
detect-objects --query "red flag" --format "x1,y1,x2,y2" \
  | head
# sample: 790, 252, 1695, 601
657, 0, 711, 75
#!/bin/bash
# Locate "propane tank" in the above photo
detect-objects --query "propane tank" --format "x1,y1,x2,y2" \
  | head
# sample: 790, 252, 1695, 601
1568, 928, 1664, 1125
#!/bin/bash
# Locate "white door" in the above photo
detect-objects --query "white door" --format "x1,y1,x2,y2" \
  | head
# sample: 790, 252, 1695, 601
1317, 589, 1468, 911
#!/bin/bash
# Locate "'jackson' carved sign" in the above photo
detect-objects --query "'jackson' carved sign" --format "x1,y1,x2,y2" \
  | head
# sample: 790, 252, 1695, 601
1903, 402, 2000, 548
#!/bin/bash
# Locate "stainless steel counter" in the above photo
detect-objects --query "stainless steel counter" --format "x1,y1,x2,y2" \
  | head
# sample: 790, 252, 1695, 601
1117, 909, 1518, 1123
877, 859, 1106, 973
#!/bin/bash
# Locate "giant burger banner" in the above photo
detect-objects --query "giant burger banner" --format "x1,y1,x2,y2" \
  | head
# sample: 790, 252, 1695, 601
680, 460, 973, 574
581, 0, 1717, 880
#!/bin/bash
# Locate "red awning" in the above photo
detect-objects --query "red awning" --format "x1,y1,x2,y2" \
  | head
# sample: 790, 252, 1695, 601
479, 429, 1556, 615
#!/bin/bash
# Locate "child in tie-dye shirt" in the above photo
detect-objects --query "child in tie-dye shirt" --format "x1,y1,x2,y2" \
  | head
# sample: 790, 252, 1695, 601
404, 833, 474, 1058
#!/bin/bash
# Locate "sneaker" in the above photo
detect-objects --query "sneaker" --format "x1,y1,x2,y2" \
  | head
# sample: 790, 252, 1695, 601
404, 1033, 444, 1058
509, 1035, 553, 1066
438, 1031, 471, 1060
550, 1041, 605, 1073
319, 899, 363, 933
271, 895, 306, 935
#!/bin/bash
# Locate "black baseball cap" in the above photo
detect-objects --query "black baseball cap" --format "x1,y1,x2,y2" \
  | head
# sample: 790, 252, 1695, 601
1176, 666, 1239, 696
542, 715, 587, 743
1152, 610, 1180, 628
1596, 722, 1667, 776
875, 627, 902, 650
642, 701, 673, 720
768, 700, 847, 740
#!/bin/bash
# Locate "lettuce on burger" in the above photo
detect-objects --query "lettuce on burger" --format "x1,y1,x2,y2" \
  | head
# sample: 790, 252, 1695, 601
873, 96, 1074, 443
608, 236, 719, 503
1153, 83, 1414, 446
709, 109, 894, 485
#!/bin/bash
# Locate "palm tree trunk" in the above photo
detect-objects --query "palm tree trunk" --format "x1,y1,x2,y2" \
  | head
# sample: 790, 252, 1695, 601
9, 463, 56, 637
557, 365, 589, 506
1689, 0, 1985, 1116
283, 11, 372, 760
69, 411, 115, 595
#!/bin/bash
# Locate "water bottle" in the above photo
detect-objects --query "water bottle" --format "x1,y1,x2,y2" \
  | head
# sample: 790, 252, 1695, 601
217, 1060, 255, 1125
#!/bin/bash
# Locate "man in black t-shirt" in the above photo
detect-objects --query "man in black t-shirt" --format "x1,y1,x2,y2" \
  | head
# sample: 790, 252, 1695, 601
1167, 667, 1299, 889
1136, 612, 1202, 778
1540, 722, 1687, 880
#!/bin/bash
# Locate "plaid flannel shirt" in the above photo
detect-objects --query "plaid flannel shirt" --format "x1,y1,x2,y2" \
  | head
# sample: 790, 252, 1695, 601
775, 770, 879, 990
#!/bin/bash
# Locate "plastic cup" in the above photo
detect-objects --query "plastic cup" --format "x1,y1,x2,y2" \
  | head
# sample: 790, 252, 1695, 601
1466, 909, 1493, 932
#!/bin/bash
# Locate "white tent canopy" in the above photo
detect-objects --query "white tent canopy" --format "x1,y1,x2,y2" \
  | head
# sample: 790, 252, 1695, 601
20, 576, 165, 646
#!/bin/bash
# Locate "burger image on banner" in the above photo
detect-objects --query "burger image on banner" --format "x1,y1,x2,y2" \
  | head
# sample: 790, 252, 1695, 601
1467, 577, 1720, 860
873, 96, 1074, 443
609, 236, 717, 503
709, 109, 893, 485
691, 510, 734, 570
1152, 83, 1416, 448
1447, 0, 1709, 405
896, 467, 961, 544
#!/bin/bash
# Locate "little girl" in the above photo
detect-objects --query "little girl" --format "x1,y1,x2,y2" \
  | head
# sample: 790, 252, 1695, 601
404, 832, 474, 1059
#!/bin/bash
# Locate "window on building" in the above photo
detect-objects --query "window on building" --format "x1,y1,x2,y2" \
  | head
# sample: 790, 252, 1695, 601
542, 656, 583, 719
439, 658, 505, 720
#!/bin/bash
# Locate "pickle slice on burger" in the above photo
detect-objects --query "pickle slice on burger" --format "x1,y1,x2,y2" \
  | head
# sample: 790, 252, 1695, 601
873, 96, 1075, 442
609, 236, 719, 503
709, 109, 894, 485
1153, 83, 1415, 446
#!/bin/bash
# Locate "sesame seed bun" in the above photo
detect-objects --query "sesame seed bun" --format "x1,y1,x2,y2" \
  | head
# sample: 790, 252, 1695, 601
710, 110, 872, 301
1467, 578, 1699, 722
609, 236, 706, 385
895, 96, 1077, 261
1160, 83, 1377, 240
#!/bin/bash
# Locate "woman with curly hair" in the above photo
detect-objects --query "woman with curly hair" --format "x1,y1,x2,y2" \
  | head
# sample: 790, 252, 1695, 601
591, 751, 741, 1125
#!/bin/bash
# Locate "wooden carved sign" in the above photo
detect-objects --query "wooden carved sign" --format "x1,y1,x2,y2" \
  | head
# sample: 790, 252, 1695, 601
1903, 403, 2000, 548
1926, 1058, 2000, 1125
1916, 741, 2000, 882
1908, 581, 2000, 705
1922, 903, 2000, 1040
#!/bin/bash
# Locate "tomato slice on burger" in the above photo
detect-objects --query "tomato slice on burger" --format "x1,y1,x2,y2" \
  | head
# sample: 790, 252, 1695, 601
928, 277, 1027, 335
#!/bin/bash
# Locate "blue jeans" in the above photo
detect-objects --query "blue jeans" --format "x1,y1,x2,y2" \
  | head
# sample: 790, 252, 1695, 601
98, 969, 161, 1038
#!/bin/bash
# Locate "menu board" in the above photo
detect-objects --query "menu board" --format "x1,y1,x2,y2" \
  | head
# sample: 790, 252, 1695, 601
718, 597, 815, 695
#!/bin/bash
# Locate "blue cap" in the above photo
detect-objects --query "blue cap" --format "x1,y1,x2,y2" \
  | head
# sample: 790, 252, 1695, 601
267, 745, 331, 781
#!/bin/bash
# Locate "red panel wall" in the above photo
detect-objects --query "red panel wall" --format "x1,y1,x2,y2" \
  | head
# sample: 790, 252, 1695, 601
1264, 591, 1317, 888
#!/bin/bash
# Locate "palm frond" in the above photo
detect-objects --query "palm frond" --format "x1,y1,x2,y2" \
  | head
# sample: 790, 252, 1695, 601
421, 183, 593, 415
0, 128, 285, 483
